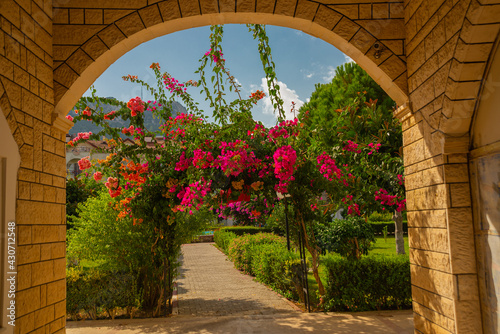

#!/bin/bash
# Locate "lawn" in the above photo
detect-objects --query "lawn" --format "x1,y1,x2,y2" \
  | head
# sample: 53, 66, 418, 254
370, 236, 409, 256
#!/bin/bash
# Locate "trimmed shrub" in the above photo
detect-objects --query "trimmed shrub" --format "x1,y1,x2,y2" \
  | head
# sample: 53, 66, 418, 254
228, 233, 284, 274
214, 230, 237, 254
220, 226, 273, 236
323, 254, 411, 311
315, 217, 375, 259
250, 242, 300, 300
67, 267, 140, 319
369, 221, 408, 235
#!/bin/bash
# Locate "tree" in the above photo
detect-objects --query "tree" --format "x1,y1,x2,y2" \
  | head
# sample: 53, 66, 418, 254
299, 63, 406, 255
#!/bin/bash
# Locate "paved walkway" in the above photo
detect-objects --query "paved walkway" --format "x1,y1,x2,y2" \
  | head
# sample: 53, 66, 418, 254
176, 243, 296, 316
67, 242, 415, 333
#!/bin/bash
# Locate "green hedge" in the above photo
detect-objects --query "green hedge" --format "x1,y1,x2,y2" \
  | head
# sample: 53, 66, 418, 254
67, 267, 139, 319
323, 254, 411, 311
214, 230, 237, 254
220, 226, 273, 236
228, 233, 284, 274
251, 242, 300, 300
369, 221, 408, 235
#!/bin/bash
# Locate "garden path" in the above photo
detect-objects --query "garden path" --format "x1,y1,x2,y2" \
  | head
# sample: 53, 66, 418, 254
67, 242, 414, 333
175, 242, 297, 316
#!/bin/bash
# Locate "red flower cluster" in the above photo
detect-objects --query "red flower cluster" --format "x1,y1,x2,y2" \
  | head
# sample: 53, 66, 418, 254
273, 145, 297, 193
268, 118, 299, 141
375, 189, 406, 212
105, 177, 122, 198
78, 157, 91, 170
104, 110, 117, 120
164, 76, 186, 94
192, 149, 214, 169
127, 97, 144, 117
249, 90, 265, 104
344, 140, 361, 153
317, 153, 343, 181
176, 178, 212, 214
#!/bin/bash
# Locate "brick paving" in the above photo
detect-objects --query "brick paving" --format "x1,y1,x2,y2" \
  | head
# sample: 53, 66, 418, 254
176, 242, 297, 316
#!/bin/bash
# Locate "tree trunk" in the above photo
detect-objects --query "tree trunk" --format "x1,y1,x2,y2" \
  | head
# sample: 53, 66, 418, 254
393, 210, 405, 255
297, 213, 325, 296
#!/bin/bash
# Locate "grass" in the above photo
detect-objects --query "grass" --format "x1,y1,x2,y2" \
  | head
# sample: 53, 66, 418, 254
370, 236, 409, 256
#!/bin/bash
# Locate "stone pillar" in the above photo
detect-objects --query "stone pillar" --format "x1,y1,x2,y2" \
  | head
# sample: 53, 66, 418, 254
396, 104, 482, 334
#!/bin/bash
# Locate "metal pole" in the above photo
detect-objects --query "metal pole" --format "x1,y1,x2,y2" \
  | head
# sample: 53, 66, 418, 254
284, 197, 290, 251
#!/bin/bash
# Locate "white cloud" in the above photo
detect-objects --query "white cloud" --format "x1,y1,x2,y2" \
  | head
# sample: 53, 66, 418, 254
322, 66, 336, 83
344, 54, 354, 64
300, 69, 315, 80
259, 78, 304, 120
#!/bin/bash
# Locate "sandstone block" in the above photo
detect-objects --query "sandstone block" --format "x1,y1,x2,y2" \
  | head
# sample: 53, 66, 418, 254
54, 301, 65, 318
53, 24, 103, 45
138, 5, 163, 27
411, 264, 454, 298
413, 301, 455, 332
275, 0, 296, 17
449, 183, 471, 207
115, 12, 145, 37
66, 48, 93, 75
379, 54, 406, 80
372, 3, 388, 19
46, 279, 66, 305
409, 227, 449, 253
85, 9, 103, 25
40, 243, 52, 261
349, 28, 376, 54
69, 9, 84, 24
157, 0, 181, 21
30, 182, 43, 201
53, 258, 66, 280
390, 3, 404, 19
357, 18, 404, 40
256, 0, 275, 14
34, 305, 55, 329
98, 24, 126, 48
54, 63, 78, 89
18, 264, 32, 290
17, 200, 62, 225
53, 8, 69, 24
454, 299, 483, 334
295, 0, 318, 21
359, 4, 371, 19
16, 311, 35, 334
333, 17, 360, 41
50, 317, 65, 333
17, 286, 41, 317
410, 248, 450, 272
412, 284, 455, 319
237, 0, 256, 12
329, 5, 358, 20
31, 260, 54, 285
19, 144, 34, 169
314, 5, 342, 30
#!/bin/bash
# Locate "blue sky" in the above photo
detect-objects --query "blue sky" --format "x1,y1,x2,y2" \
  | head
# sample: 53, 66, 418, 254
85, 24, 351, 126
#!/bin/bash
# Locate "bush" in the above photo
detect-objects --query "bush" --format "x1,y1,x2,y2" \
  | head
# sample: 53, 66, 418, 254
367, 211, 393, 222
214, 230, 238, 254
67, 267, 139, 319
250, 242, 300, 300
220, 226, 273, 236
315, 216, 375, 259
323, 254, 411, 311
228, 233, 284, 274
369, 221, 408, 235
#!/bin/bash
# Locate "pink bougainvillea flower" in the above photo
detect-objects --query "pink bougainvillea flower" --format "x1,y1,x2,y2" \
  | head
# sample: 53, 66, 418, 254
104, 110, 116, 120
65, 115, 73, 121
93, 172, 103, 181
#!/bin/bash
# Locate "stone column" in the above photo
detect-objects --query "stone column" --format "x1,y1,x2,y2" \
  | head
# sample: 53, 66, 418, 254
396, 103, 482, 333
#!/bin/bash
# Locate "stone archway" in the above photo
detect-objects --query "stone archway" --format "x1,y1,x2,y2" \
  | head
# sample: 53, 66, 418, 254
0, 0, 499, 333
51, 1, 409, 121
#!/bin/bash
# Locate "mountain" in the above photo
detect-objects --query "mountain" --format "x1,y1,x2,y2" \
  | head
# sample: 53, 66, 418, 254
68, 99, 187, 136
